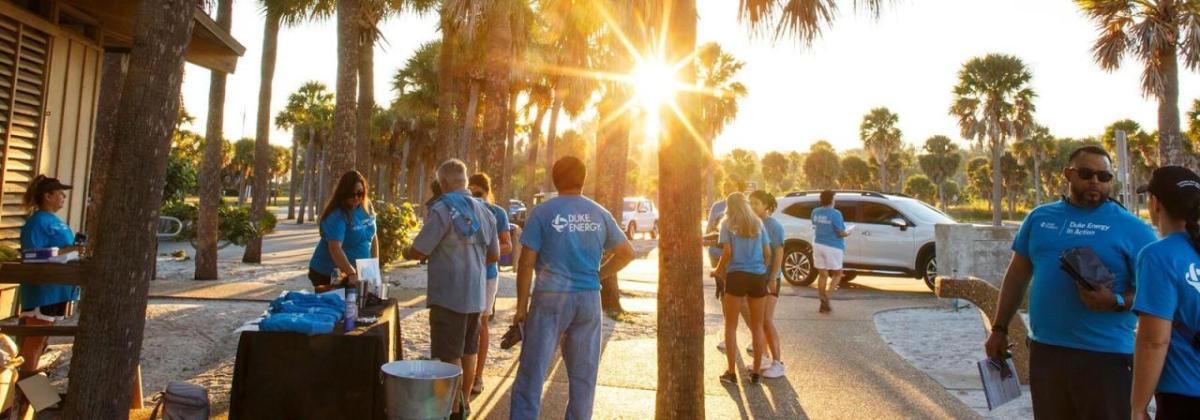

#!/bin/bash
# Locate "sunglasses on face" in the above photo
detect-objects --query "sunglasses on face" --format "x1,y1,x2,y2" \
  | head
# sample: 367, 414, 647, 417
353, 191, 365, 198
1070, 167, 1114, 183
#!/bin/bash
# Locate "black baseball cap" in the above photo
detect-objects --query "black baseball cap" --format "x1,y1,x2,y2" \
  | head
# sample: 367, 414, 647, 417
34, 176, 72, 193
1137, 166, 1200, 202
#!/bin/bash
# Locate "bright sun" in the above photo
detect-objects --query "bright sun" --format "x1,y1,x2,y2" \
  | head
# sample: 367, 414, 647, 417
630, 58, 676, 141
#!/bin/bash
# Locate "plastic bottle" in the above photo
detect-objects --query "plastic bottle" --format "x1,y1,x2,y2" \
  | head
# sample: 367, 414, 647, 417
344, 284, 358, 331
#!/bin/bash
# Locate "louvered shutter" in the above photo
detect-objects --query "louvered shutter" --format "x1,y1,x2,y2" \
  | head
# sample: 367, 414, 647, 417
0, 14, 49, 242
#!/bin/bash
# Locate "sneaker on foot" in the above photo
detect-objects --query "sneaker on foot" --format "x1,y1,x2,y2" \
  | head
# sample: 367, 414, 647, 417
749, 373, 761, 384
717, 341, 727, 352
719, 371, 737, 384
763, 361, 786, 378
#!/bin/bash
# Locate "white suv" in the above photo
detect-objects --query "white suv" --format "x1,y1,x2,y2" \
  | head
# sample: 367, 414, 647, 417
774, 191, 956, 290
622, 197, 659, 239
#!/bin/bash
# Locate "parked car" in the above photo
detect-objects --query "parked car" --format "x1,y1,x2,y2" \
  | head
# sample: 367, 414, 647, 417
773, 190, 956, 290
508, 199, 527, 226
622, 197, 659, 239
532, 192, 557, 207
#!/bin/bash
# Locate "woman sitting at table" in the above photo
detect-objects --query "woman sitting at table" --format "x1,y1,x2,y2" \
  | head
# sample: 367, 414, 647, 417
17, 175, 83, 376
309, 171, 378, 293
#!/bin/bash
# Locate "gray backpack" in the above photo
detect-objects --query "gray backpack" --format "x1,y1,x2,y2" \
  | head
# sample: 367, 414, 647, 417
149, 381, 209, 420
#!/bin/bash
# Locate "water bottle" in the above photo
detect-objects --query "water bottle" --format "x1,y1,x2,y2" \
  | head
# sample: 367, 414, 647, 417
344, 285, 358, 331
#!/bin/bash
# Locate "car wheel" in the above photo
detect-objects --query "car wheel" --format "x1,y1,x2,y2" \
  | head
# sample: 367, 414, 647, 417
918, 248, 937, 291
625, 222, 636, 240
840, 271, 858, 285
783, 244, 817, 286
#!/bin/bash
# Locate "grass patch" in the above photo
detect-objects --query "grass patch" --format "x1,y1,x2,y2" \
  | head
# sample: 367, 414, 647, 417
946, 200, 1031, 224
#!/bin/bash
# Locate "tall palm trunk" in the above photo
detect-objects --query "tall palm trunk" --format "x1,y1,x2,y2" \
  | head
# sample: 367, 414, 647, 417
1158, 41, 1185, 166
657, 1, 703, 417
299, 135, 316, 224
332, 0, 360, 182
990, 129, 1003, 226
483, 88, 508, 192
524, 103, 547, 202
875, 151, 889, 193
937, 180, 946, 210
436, 10, 458, 164
86, 52, 128, 251
288, 130, 300, 219
357, 32, 375, 176
499, 87, 517, 204
595, 91, 631, 313
196, 24, 226, 276
1031, 151, 1042, 205
460, 81, 481, 161
542, 93, 563, 192
245, 14, 281, 263
64, 1, 194, 416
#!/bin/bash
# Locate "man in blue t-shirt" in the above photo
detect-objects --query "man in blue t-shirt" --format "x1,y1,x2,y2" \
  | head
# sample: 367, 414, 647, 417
984, 146, 1157, 419
510, 157, 635, 420
811, 190, 850, 314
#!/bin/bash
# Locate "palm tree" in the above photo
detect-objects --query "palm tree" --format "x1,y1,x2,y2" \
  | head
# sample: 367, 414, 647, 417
195, 0, 234, 280
1076, 0, 1200, 166
949, 53, 1036, 226
246, 0, 328, 263
918, 135, 962, 210
696, 42, 748, 206
859, 107, 902, 192
537, 0, 600, 193
65, 0, 195, 416
393, 41, 441, 204
276, 81, 334, 223
1011, 124, 1054, 206
332, 0, 361, 180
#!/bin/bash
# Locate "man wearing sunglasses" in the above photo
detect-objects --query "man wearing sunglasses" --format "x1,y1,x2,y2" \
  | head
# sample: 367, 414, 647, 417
984, 145, 1157, 419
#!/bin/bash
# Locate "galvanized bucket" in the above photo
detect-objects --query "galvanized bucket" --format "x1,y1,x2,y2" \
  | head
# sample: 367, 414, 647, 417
380, 360, 462, 420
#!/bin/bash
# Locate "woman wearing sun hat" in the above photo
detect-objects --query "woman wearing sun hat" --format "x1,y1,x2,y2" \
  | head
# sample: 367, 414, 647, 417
1130, 166, 1200, 419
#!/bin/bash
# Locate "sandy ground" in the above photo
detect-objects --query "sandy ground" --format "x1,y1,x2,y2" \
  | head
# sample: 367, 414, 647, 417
874, 304, 1034, 419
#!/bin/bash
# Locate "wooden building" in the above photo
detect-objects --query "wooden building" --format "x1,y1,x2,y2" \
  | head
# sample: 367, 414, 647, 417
0, 0, 244, 242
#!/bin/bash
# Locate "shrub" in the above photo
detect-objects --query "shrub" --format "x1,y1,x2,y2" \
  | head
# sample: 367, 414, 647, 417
376, 202, 420, 266
160, 202, 277, 247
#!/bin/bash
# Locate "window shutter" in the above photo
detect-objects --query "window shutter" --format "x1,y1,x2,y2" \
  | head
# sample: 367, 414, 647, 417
0, 14, 49, 242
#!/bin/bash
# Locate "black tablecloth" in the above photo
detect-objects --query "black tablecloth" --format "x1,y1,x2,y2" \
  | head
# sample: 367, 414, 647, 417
229, 299, 401, 420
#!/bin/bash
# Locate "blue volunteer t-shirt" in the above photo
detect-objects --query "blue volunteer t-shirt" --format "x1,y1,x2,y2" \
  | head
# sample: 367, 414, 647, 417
707, 201, 727, 261
762, 216, 785, 279
1012, 199, 1157, 354
19, 210, 79, 309
521, 195, 626, 292
719, 222, 770, 275
309, 206, 377, 276
482, 200, 510, 280
1132, 232, 1200, 397
812, 207, 846, 250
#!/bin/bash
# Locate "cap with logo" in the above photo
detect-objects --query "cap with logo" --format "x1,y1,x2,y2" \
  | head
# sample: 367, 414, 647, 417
1137, 165, 1200, 203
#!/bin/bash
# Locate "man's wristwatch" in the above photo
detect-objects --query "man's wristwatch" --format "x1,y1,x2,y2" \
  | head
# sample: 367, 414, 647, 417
1113, 293, 1127, 312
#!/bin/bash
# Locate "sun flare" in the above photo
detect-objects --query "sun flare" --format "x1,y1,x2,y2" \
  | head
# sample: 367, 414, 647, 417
630, 58, 678, 141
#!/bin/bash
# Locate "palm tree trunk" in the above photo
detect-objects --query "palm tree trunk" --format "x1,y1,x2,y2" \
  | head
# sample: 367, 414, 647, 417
500, 87, 517, 204
299, 137, 315, 224
196, 30, 227, 277
990, 136, 1003, 226
656, 1, 703, 417
1159, 41, 1185, 166
332, 0, 360, 180
1032, 151, 1042, 205
357, 32, 375, 176
937, 180, 946, 211
245, 14, 280, 263
318, 146, 329, 209
877, 153, 889, 193
459, 81, 481, 161
288, 130, 300, 219
85, 52, 128, 252
64, 1, 194, 416
525, 103, 547, 202
595, 91, 630, 313
542, 93, 563, 192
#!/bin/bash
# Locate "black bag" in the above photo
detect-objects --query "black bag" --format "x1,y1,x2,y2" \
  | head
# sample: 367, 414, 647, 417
149, 381, 209, 420
1059, 247, 1116, 291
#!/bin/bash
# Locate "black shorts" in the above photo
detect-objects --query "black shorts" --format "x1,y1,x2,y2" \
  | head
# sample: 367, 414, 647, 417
1155, 393, 1200, 420
1029, 340, 1132, 420
308, 269, 333, 288
429, 305, 480, 361
725, 271, 768, 298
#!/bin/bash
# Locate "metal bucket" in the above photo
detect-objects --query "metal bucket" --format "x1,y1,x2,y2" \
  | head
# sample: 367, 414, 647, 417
381, 360, 462, 420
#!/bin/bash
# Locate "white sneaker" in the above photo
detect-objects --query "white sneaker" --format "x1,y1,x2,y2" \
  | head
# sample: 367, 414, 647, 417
763, 361, 786, 378
717, 341, 726, 352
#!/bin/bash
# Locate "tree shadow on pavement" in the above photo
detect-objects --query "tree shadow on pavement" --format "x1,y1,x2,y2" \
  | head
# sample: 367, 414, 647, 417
721, 354, 808, 419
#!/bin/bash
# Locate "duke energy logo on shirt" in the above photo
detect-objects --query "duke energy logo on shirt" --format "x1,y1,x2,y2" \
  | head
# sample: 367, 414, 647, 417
1186, 263, 1200, 294
552, 213, 602, 233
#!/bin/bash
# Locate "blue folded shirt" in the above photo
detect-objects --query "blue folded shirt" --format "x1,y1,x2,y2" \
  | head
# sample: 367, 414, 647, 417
258, 292, 347, 335
260, 312, 338, 335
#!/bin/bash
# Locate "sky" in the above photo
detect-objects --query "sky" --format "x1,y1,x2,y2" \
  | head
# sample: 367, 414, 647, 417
180, 0, 1200, 157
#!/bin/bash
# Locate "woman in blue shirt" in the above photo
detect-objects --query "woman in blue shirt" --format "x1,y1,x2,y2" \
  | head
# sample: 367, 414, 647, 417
714, 192, 771, 385
309, 171, 378, 293
17, 176, 83, 375
750, 190, 786, 379
1131, 166, 1200, 419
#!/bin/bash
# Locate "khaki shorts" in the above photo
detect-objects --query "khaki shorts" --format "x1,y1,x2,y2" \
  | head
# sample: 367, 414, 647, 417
813, 243, 844, 270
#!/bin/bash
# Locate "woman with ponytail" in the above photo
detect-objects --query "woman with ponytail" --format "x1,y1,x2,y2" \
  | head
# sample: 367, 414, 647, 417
713, 192, 771, 385
1130, 166, 1200, 419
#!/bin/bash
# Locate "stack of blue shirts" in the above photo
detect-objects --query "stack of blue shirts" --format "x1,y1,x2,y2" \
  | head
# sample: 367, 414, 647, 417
259, 292, 346, 335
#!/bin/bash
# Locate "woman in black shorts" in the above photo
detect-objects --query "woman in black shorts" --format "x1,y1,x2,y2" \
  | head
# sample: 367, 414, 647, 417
713, 192, 771, 384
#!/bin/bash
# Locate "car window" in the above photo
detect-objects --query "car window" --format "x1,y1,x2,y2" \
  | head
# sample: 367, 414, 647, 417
638, 202, 650, 212
834, 202, 862, 223
624, 201, 636, 212
781, 202, 818, 219
896, 200, 956, 224
860, 202, 902, 225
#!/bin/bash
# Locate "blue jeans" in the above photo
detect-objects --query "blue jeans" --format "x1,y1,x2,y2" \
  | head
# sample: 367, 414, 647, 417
510, 291, 602, 420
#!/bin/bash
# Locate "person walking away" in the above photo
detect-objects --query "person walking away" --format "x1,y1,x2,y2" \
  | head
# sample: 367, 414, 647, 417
1130, 166, 1200, 419
713, 192, 771, 384
467, 173, 512, 395
812, 190, 850, 313
750, 190, 786, 379
984, 146, 1157, 419
405, 160, 499, 420
15, 176, 84, 416
307, 171, 378, 293
510, 157, 635, 420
